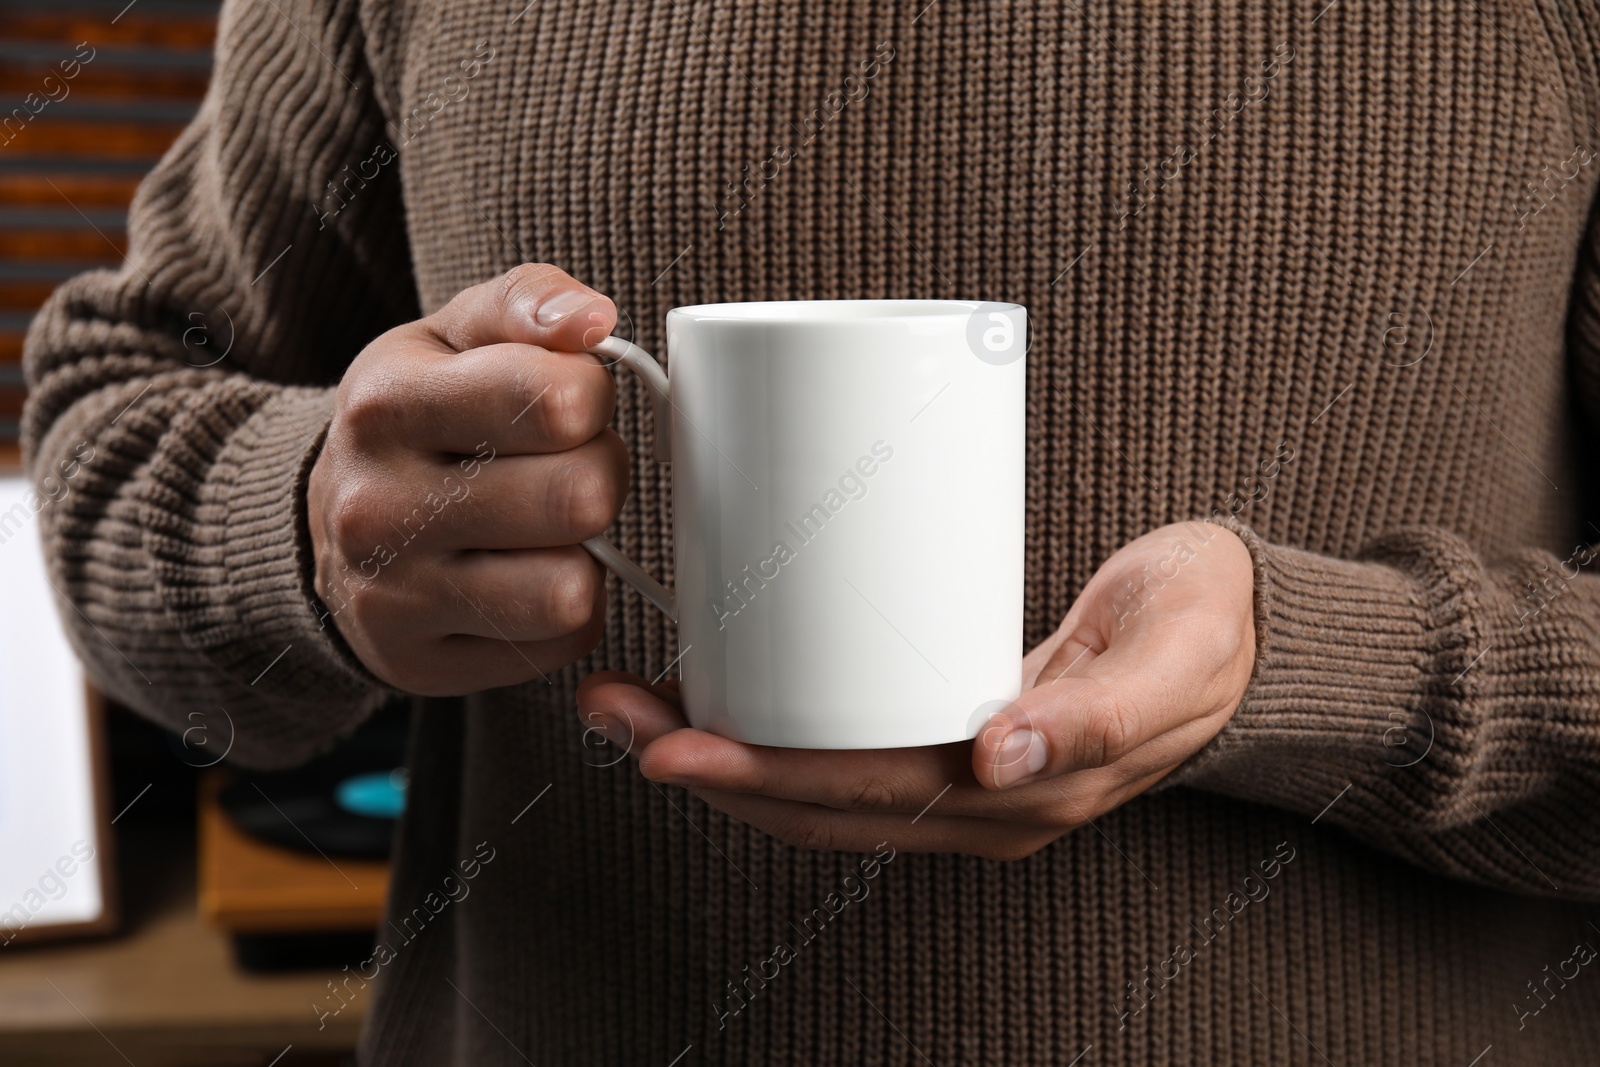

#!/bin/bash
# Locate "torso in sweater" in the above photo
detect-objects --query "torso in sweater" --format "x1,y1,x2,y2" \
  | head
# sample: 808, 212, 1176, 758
24, 0, 1600, 1063
354, 3, 1600, 1062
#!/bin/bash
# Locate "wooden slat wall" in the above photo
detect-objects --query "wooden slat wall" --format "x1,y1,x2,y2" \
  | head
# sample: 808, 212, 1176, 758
0, 0, 218, 461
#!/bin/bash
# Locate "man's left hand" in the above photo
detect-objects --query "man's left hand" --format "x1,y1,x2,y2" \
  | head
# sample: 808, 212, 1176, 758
575, 523, 1257, 861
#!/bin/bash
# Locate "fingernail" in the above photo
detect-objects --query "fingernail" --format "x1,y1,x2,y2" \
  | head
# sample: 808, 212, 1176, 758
583, 712, 630, 749
535, 288, 603, 326
994, 728, 1048, 788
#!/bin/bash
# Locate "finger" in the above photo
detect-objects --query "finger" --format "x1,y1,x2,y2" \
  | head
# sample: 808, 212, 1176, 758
311, 432, 626, 567
1020, 600, 1098, 688
343, 342, 618, 457
396, 432, 629, 549
974, 612, 1234, 789
1021, 625, 1068, 689
576, 673, 690, 758
364, 622, 603, 696
639, 727, 1124, 823
1028, 626, 1102, 687
632, 729, 976, 816
416, 263, 618, 355
424, 629, 601, 694
431, 546, 604, 642
682, 787, 1060, 860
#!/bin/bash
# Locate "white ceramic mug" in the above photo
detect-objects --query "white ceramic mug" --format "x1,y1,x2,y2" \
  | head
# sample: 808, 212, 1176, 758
584, 299, 1026, 749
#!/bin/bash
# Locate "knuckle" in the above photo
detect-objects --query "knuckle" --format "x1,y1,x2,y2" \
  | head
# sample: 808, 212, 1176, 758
559, 460, 618, 539
1078, 684, 1136, 767
844, 775, 902, 811
545, 558, 599, 633
777, 814, 836, 853
1040, 798, 1091, 832
336, 374, 400, 442
728, 765, 771, 795
498, 263, 559, 318
541, 377, 598, 448
1178, 611, 1236, 670
1213, 613, 1251, 670
324, 483, 386, 556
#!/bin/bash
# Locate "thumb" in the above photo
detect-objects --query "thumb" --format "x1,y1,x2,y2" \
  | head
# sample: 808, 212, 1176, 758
973, 613, 1227, 790
419, 263, 618, 355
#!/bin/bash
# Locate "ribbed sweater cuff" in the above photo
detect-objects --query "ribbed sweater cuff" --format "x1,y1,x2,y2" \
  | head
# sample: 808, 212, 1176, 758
1161, 517, 1441, 808
144, 386, 391, 761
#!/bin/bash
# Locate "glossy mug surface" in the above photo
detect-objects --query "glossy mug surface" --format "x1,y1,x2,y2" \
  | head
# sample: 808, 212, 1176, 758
585, 299, 1026, 749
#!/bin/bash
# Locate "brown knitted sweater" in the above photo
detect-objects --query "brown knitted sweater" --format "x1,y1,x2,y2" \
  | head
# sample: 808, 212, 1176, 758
22, 0, 1600, 1062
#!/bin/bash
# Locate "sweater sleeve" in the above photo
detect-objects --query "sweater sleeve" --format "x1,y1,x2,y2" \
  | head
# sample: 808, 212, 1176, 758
21, 0, 416, 769
1158, 189, 1600, 902
1161, 521, 1600, 901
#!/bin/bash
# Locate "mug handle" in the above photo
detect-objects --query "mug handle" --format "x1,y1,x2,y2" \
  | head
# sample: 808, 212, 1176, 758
581, 335, 677, 623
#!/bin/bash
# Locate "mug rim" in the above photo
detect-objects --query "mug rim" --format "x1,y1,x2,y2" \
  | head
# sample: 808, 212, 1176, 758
668, 298, 1020, 323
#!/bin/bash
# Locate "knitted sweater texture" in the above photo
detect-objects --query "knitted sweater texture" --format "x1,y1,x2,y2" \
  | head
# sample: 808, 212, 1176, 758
22, 0, 1600, 1062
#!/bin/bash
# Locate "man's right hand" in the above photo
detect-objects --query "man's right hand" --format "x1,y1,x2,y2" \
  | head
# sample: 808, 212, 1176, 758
306, 264, 626, 694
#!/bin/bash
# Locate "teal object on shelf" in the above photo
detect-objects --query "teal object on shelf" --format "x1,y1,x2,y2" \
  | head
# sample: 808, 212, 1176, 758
336, 769, 407, 819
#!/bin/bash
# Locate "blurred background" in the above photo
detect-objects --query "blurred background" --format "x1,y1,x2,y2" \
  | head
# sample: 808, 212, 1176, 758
1, 0, 216, 464
0, 3, 405, 1063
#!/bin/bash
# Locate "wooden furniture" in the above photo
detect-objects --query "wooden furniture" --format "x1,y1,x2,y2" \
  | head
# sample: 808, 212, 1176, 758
0, 824, 365, 1066
198, 773, 389, 934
